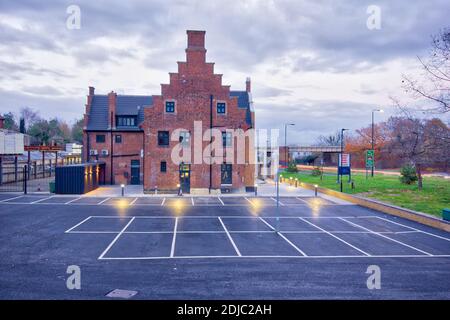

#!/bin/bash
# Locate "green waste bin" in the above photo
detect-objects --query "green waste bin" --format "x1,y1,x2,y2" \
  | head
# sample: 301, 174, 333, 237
443, 209, 450, 222
49, 181, 55, 193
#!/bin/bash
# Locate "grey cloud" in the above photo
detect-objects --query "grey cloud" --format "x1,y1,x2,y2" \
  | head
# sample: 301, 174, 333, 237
21, 85, 64, 96
0, 88, 84, 122
0, 61, 72, 80
252, 84, 293, 98
255, 99, 387, 144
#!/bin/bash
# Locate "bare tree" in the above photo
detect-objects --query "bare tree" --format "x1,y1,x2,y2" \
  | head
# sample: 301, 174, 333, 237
402, 29, 450, 114
316, 131, 341, 146
19, 107, 40, 130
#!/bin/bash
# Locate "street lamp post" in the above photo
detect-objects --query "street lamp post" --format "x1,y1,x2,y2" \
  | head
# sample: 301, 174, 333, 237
371, 109, 384, 177
284, 123, 295, 168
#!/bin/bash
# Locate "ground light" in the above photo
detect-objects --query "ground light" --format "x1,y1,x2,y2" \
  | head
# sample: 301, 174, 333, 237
254, 183, 258, 196
314, 184, 318, 197
121, 184, 125, 197
171, 198, 185, 216
249, 197, 263, 216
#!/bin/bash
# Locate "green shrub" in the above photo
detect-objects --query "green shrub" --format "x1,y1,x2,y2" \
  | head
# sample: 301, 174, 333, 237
311, 167, 322, 176
399, 165, 418, 185
286, 162, 298, 173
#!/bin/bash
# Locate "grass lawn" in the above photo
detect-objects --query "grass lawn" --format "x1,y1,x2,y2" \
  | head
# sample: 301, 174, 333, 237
281, 170, 450, 218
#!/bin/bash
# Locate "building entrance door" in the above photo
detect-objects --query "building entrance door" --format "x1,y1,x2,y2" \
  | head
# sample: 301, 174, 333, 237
221, 164, 232, 184
130, 160, 140, 185
179, 163, 190, 194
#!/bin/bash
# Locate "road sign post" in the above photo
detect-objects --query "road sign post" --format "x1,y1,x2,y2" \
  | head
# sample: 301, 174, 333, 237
366, 149, 374, 176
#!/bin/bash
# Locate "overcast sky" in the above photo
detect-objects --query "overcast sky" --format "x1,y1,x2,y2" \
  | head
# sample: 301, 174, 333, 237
0, 0, 448, 144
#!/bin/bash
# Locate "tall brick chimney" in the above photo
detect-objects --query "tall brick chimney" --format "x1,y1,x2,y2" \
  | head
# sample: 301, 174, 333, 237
186, 30, 206, 64
246, 77, 251, 92
0, 116, 4, 129
108, 91, 117, 129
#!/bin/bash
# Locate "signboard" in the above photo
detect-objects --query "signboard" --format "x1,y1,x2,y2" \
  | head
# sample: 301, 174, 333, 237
338, 153, 351, 175
366, 149, 374, 168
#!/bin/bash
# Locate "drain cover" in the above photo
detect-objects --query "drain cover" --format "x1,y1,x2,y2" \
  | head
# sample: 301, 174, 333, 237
106, 289, 138, 299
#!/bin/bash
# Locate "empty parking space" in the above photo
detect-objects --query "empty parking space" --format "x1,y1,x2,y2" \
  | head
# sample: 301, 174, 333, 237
2, 195, 51, 203
38, 196, 79, 204
221, 217, 272, 232
335, 232, 429, 256
103, 197, 135, 206
177, 217, 223, 232
277, 197, 306, 205
70, 197, 108, 205
192, 197, 223, 205
0, 194, 23, 201
230, 232, 303, 256
300, 197, 336, 205
302, 217, 363, 232
133, 197, 164, 205
175, 233, 237, 256
220, 197, 250, 205
102, 233, 173, 259
164, 197, 192, 207
344, 216, 413, 233
246, 197, 278, 206
283, 233, 366, 256
263, 217, 318, 231
387, 232, 450, 255
126, 218, 175, 232
66, 217, 132, 233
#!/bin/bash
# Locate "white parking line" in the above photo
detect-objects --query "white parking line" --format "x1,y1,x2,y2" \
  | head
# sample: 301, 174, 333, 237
374, 216, 450, 242
298, 217, 370, 256
218, 197, 225, 206
218, 217, 241, 256
161, 198, 166, 206
97, 197, 111, 205
191, 197, 195, 206
98, 217, 135, 259
244, 197, 253, 205
259, 217, 307, 256
170, 217, 178, 258
339, 217, 433, 256
64, 197, 81, 204
270, 197, 285, 206
129, 198, 138, 206
29, 196, 53, 204
65, 216, 93, 233
296, 197, 309, 204
0, 195, 25, 202
97, 254, 450, 260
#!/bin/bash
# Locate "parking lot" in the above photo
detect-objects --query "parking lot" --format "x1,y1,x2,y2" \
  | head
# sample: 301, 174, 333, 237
1, 193, 450, 299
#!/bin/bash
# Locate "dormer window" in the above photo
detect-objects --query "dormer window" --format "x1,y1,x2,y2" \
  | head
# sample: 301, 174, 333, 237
165, 101, 175, 113
116, 116, 136, 127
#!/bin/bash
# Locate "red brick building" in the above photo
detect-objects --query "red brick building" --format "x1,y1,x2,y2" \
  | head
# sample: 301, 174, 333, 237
83, 30, 255, 193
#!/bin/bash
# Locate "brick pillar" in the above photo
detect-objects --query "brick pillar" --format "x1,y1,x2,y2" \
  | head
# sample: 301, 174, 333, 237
246, 77, 251, 92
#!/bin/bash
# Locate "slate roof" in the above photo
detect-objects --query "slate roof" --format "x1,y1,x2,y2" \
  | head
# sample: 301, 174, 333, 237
86, 95, 153, 131
229, 91, 250, 109
86, 91, 252, 130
